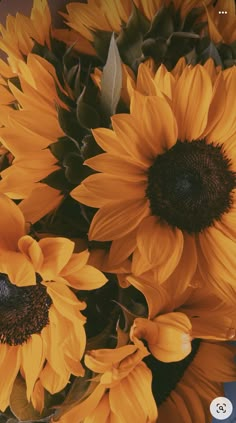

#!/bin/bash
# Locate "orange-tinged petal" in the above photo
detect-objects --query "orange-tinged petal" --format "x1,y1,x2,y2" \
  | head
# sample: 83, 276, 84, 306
140, 95, 177, 156
40, 362, 69, 395
111, 113, 152, 166
85, 153, 146, 182
81, 173, 146, 203
31, 379, 44, 413
0, 346, 20, 411
65, 264, 107, 290
0, 194, 25, 250
109, 363, 157, 423
57, 385, 106, 423
0, 251, 36, 286
71, 183, 109, 208
198, 226, 236, 289
89, 199, 149, 241
41, 306, 71, 377
39, 237, 75, 280
19, 184, 63, 224
172, 65, 212, 141
85, 345, 138, 373
136, 63, 157, 96
18, 235, 44, 271
136, 216, 184, 283
108, 228, 137, 266
84, 392, 111, 423
92, 127, 128, 157
60, 250, 90, 275
153, 64, 174, 99
21, 334, 45, 401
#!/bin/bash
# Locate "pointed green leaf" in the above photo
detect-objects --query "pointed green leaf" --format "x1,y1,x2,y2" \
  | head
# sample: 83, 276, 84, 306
100, 33, 122, 118
76, 87, 101, 129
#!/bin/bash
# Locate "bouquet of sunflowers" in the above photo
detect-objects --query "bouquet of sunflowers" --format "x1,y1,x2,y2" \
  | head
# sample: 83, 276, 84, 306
0, 0, 235, 422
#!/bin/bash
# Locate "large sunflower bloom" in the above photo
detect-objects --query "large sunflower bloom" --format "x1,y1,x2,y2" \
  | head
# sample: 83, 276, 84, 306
0, 53, 74, 223
72, 63, 236, 303
0, 194, 107, 411
0, 0, 51, 74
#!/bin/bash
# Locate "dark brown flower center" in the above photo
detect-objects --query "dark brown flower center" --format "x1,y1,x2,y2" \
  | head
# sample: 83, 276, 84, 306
0, 273, 52, 346
146, 140, 236, 233
144, 338, 201, 405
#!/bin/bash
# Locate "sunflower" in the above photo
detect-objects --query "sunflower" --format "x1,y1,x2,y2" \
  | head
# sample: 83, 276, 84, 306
55, 309, 236, 423
0, 194, 107, 411
0, 52, 78, 223
55, 332, 158, 422
61, 0, 224, 71
71, 62, 236, 304
0, 0, 51, 74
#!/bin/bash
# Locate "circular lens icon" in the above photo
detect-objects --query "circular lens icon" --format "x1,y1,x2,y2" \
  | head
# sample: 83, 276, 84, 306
210, 397, 233, 420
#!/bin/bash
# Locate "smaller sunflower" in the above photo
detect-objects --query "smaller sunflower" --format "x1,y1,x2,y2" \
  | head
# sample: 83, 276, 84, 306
55, 307, 236, 423
55, 334, 158, 423
0, 0, 51, 73
0, 194, 107, 411
0, 53, 75, 223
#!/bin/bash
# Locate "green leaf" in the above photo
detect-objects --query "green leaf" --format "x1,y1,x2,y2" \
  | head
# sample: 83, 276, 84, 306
50, 137, 77, 162
41, 169, 73, 192
116, 4, 149, 69
57, 105, 82, 143
9, 376, 53, 422
76, 87, 101, 129
63, 152, 92, 184
53, 370, 95, 422
200, 41, 222, 66
81, 134, 104, 160
100, 33, 122, 118
92, 30, 112, 62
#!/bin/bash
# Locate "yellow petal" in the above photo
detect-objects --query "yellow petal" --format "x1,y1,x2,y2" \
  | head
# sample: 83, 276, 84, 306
21, 334, 45, 401
0, 346, 20, 411
58, 385, 106, 423
66, 264, 107, 290
132, 313, 192, 363
89, 199, 149, 241
173, 65, 212, 141
31, 379, 44, 413
19, 184, 63, 224
39, 237, 75, 279
136, 216, 184, 283
0, 251, 36, 286
40, 362, 69, 394
0, 194, 25, 250
18, 235, 44, 271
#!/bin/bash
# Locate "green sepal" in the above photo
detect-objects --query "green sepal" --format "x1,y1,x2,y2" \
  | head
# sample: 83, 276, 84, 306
41, 169, 73, 192
31, 41, 65, 88
10, 375, 64, 422
92, 30, 112, 62
76, 87, 101, 129
63, 152, 93, 185
49, 136, 77, 162
116, 4, 149, 70
81, 134, 104, 160
57, 105, 82, 143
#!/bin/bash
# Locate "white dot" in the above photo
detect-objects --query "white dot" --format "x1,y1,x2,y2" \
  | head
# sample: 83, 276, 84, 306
219, 10, 221, 13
